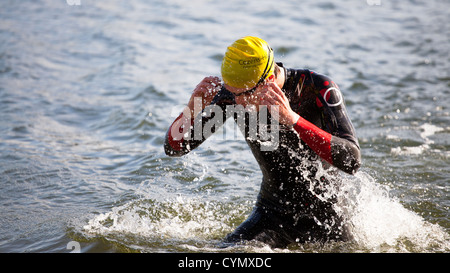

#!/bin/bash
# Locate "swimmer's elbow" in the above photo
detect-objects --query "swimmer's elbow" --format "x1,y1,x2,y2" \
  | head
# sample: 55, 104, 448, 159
164, 140, 190, 157
163, 130, 190, 157
344, 146, 361, 175
164, 145, 182, 157
331, 137, 361, 175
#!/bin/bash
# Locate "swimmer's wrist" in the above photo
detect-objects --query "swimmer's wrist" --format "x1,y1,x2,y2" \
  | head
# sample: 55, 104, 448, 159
290, 113, 301, 128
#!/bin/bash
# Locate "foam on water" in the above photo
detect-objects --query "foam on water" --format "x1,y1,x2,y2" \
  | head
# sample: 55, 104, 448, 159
390, 123, 447, 156
80, 168, 449, 252
81, 196, 252, 250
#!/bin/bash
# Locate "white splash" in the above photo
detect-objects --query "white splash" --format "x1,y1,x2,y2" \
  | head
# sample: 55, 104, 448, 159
82, 196, 249, 244
335, 171, 449, 252
80, 169, 449, 252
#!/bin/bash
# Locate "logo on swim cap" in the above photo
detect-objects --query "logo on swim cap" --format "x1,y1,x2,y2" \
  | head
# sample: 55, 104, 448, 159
239, 56, 266, 67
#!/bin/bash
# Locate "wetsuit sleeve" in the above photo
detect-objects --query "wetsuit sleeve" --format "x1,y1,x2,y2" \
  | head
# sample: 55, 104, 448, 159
164, 88, 233, 157
293, 76, 361, 174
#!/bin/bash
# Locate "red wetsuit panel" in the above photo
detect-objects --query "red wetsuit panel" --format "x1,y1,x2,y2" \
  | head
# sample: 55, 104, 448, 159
166, 113, 192, 151
293, 116, 333, 164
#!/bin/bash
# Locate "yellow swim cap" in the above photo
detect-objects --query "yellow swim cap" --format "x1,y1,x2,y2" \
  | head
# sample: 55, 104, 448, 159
221, 36, 274, 89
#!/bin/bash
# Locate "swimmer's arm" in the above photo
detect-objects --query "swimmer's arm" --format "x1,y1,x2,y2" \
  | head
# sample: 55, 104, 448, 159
293, 117, 361, 175
164, 77, 228, 156
260, 81, 361, 174
164, 103, 229, 156
291, 78, 361, 174
164, 110, 194, 156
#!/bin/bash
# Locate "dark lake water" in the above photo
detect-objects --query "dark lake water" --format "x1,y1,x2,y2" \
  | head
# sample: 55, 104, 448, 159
0, 0, 448, 253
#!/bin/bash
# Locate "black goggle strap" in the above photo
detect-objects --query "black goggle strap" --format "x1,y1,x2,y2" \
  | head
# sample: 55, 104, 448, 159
259, 45, 274, 83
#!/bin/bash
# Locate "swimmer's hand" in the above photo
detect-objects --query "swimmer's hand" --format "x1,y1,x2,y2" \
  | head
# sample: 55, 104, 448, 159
185, 76, 221, 118
259, 82, 300, 126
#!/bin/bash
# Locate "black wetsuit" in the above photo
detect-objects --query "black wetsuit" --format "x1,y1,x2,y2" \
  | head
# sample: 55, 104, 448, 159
164, 64, 361, 248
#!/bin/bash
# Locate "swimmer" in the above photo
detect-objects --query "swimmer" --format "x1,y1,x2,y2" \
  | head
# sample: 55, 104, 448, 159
164, 36, 361, 248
